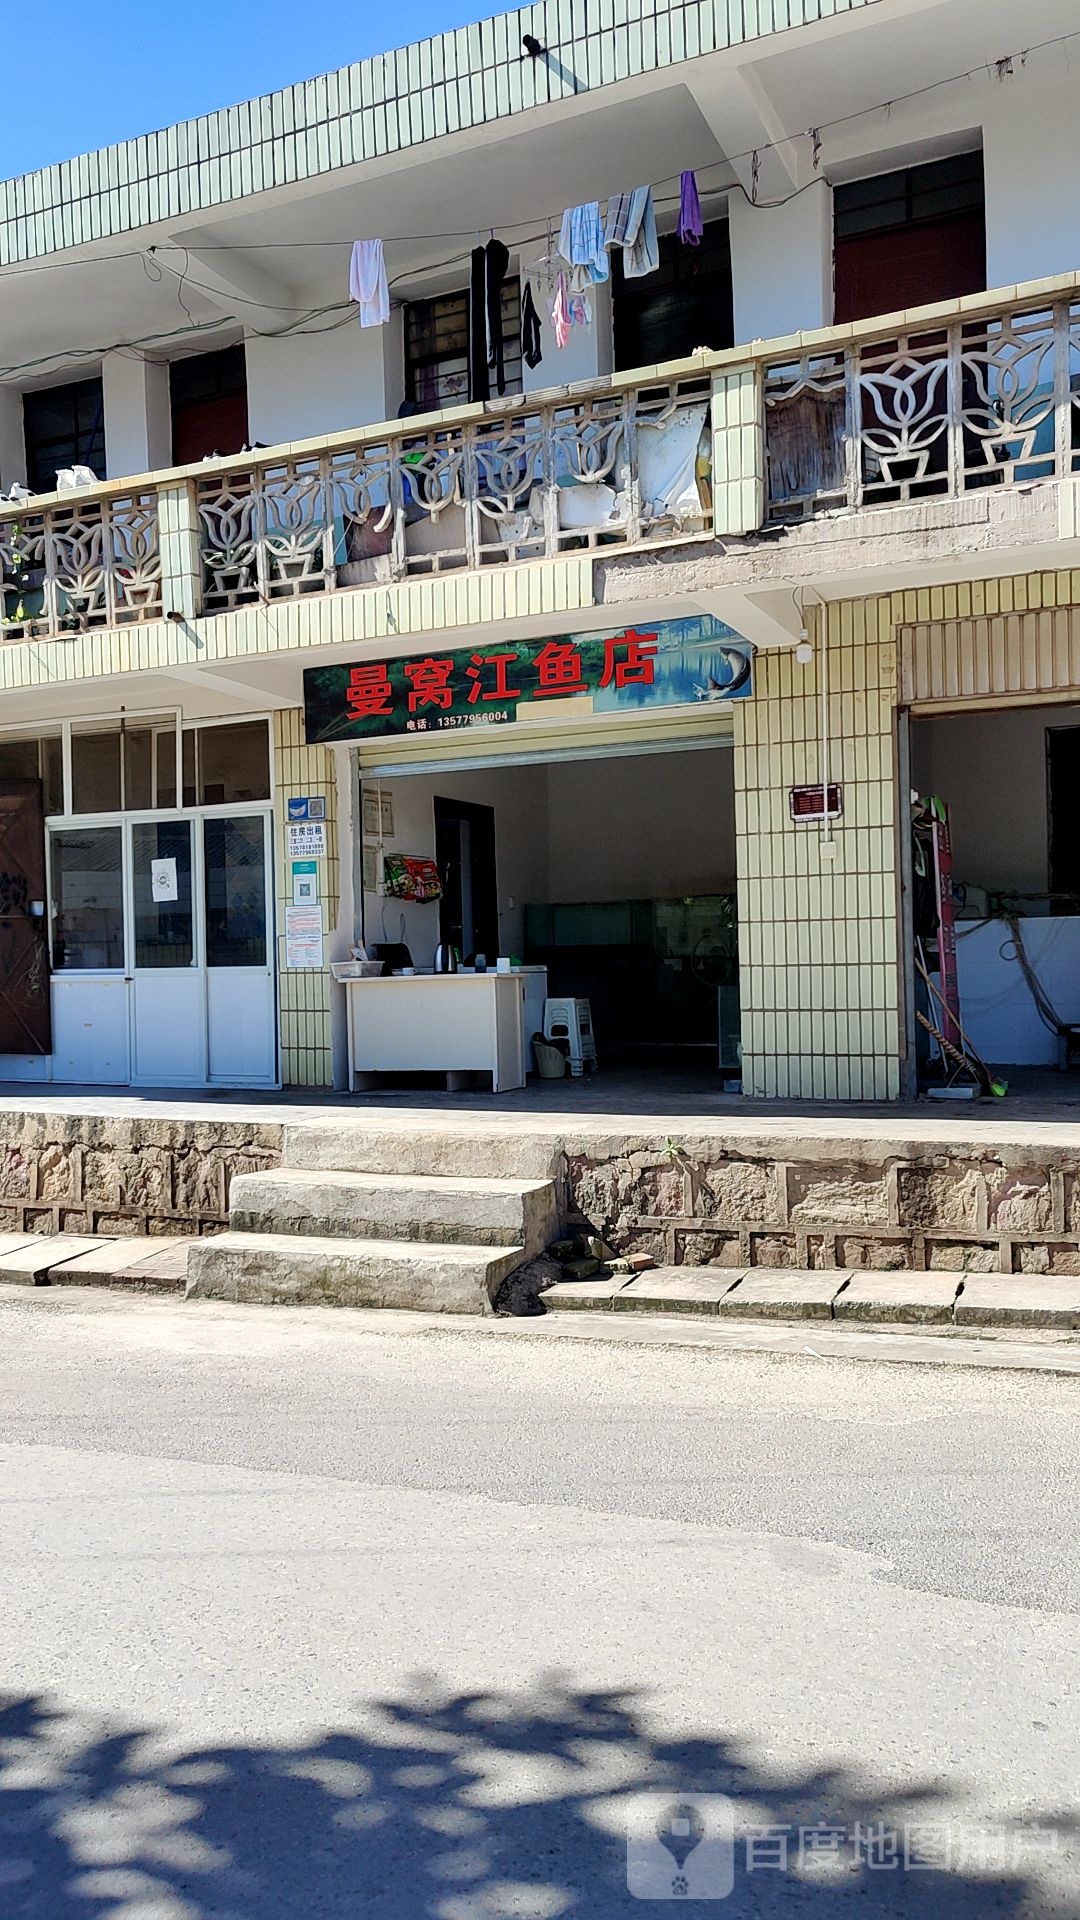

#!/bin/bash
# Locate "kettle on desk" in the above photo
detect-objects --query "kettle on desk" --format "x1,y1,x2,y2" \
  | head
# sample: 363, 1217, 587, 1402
433, 943, 460, 974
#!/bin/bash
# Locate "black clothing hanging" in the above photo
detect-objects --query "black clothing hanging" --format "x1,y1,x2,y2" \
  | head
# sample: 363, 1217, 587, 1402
521, 280, 543, 369
468, 238, 511, 402
485, 237, 510, 395
468, 246, 489, 405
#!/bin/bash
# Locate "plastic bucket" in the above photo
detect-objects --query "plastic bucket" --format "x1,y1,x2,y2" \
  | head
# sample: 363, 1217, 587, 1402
532, 1036, 567, 1079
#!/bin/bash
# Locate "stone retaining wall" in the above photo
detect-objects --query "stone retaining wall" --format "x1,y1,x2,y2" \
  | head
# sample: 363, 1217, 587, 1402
563, 1143, 1080, 1276
0, 1112, 283, 1237
5, 1107, 1078, 1278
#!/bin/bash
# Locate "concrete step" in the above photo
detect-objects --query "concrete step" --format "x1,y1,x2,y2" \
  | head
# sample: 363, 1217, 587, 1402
229, 1167, 557, 1255
186, 1231, 524, 1314
283, 1121, 559, 1183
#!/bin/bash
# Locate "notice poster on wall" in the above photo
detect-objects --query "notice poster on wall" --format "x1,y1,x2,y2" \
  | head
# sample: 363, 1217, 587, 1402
150, 858, 178, 904
287, 822, 327, 861
292, 860, 319, 906
284, 904, 324, 968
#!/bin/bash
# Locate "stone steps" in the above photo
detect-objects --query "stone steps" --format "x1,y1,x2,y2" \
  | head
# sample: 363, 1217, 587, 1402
188, 1153, 556, 1315
185, 1231, 524, 1314
228, 1167, 557, 1255
283, 1121, 560, 1182
541, 1265, 1080, 1331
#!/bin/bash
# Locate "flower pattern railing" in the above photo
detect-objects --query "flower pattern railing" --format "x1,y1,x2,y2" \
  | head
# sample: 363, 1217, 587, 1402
764, 294, 1080, 523
195, 375, 714, 611
0, 490, 161, 640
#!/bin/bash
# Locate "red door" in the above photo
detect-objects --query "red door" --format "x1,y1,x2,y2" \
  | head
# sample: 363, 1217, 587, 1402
834, 213, 986, 325
0, 780, 51, 1054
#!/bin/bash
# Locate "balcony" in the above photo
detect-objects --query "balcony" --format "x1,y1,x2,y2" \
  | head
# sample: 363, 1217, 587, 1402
763, 279, 1080, 523
3, 270, 1080, 652
0, 490, 162, 641
0, 370, 715, 643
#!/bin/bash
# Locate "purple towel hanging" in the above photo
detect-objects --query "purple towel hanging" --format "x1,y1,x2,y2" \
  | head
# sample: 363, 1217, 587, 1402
678, 170, 703, 247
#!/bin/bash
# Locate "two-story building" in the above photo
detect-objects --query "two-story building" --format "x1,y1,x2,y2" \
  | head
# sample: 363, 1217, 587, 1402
1, 0, 1079, 1101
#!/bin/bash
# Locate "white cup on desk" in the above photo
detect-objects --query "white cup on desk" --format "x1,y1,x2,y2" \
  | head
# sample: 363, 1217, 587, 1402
496, 957, 512, 973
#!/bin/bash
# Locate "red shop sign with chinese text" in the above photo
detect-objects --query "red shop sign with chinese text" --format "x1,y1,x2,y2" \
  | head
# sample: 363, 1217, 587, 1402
302, 616, 752, 745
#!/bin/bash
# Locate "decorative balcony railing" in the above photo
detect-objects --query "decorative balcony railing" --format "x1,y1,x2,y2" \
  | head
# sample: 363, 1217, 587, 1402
195, 374, 714, 611
764, 289, 1080, 522
7, 274, 1080, 651
0, 490, 162, 640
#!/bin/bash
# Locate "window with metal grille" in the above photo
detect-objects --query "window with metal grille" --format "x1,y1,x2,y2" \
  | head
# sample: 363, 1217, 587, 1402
23, 378, 106, 492
404, 283, 522, 410
613, 221, 733, 373
834, 152, 984, 239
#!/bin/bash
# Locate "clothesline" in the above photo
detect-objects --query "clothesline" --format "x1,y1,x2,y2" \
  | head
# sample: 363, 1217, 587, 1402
349, 170, 705, 395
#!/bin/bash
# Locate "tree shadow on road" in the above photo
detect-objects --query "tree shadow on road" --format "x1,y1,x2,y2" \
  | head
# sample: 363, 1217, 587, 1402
1, 1679, 1073, 1917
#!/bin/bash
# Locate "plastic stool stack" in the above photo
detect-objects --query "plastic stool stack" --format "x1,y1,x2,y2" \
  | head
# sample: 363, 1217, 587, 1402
543, 997, 598, 1077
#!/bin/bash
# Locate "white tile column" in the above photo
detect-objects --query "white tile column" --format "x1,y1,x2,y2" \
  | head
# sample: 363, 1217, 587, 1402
158, 482, 201, 620
102, 350, 172, 480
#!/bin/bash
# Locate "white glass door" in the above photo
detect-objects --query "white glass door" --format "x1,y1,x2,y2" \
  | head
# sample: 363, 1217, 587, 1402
49, 822, 130, 1084
128, 817, 207, 1085
203, 813, 276, 1086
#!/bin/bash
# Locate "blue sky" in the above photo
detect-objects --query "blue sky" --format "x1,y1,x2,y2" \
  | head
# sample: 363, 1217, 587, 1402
0, 2, 493, 179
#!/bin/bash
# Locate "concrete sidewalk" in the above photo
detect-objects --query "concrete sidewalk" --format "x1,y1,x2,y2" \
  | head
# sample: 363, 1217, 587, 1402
541, 1264, 1080, 1332
6, 1226, 1080, 1340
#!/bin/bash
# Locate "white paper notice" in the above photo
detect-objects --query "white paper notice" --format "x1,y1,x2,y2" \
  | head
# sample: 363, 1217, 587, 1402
285, 904, 323, 969
150, 857, 178, 904
287, 822, 327, 861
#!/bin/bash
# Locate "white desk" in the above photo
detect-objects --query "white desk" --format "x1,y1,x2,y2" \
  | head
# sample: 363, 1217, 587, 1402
344, 972, 528, 1093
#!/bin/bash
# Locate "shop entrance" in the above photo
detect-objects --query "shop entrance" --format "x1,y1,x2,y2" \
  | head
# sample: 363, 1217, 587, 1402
909, 701, 1080, 1086
0, 714, 277, 1088
359, 740, 739, 1075
0, 780, 51, 1056
433, 797, 498, 962
49, 808, 275, 1086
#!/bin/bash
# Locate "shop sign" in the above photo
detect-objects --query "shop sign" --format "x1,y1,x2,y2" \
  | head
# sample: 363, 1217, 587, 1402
302, 615, 753, 745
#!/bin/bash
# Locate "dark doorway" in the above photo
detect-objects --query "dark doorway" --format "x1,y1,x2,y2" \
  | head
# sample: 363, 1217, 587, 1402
0, 779, 50, 1054
434, 797, 498, 962
613, 220, 733, 372
170, 345, 249, 465
1048, 726, 1080, 910
833, 152, 985, 325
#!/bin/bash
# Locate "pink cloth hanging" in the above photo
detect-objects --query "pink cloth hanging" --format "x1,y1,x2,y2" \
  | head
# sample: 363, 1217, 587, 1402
551, 272, 572, 350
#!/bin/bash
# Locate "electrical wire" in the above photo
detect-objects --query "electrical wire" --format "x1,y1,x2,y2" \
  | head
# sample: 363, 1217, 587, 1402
1001, 915, 1069, 1035
0, 22, 1076, 383
0, 20, 1075, 281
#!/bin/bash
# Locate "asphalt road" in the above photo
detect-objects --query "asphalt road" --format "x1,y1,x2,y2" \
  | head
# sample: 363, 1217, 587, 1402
1, 1286, 1078, 1919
